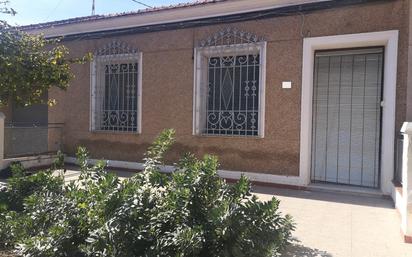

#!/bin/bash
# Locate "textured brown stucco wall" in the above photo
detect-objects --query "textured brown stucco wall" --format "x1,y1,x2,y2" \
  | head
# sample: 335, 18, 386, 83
48, 0, 409, 176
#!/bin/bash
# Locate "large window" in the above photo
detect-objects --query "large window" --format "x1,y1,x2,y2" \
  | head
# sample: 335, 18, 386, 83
90, 41, 142, 133
193, 28, 266, 137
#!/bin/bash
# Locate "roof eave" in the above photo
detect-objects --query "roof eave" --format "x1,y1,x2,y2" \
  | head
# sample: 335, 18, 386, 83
24, 0, 330, 38
24, 0, 389, 40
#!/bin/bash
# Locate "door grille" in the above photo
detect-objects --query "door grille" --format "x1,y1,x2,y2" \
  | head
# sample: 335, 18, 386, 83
311, 47, 384, 188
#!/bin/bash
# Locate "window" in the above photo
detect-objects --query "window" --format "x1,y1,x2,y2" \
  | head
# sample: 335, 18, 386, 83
193, 28, 266, 137
90, 41, 142, 133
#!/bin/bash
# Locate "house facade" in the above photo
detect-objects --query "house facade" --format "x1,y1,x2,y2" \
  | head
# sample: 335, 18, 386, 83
10, 0, 411, 196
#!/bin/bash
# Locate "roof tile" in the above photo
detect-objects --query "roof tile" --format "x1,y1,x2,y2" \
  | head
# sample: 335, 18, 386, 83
21, 0, 227, 30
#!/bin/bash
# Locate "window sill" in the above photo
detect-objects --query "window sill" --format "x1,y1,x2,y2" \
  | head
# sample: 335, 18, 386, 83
194, 134, 264, 139
90, 130, 141, 135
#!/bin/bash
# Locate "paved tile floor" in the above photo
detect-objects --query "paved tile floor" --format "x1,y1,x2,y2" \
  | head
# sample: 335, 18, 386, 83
254, 186, 412, 257
59, 168, 412, 257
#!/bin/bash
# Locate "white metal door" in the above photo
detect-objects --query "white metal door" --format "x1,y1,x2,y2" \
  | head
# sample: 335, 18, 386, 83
311, 48, 383, 188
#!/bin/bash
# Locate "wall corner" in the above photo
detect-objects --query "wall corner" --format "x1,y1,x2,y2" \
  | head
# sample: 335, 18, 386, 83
400, 121, 412, 241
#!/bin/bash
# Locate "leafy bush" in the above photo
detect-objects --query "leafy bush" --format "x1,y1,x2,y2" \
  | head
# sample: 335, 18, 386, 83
0, 129, 294, 257
52, 150, 65, 170
0, 163, 64, 249
2, 163, 63, 212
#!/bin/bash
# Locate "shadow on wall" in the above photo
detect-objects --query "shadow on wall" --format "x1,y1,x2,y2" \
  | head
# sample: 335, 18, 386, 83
282, 241, 332, 257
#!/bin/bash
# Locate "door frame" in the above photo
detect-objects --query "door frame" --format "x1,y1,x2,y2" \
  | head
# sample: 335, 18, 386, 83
299, 30, 399, 194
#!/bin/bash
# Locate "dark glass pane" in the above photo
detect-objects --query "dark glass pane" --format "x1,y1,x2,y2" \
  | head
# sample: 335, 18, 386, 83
205, 54, 260, 136
101, 62, 138, 132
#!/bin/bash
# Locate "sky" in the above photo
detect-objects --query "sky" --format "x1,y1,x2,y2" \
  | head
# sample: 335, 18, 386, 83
0, 0, 188, 26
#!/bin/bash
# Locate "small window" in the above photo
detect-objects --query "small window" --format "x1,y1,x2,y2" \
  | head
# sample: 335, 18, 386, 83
193, 28, 266, 137
90, 41, 142, 133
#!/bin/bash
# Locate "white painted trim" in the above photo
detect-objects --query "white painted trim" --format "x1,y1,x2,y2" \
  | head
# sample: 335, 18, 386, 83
2, 155, 56, 170
393, 185, 409, 235
259, 42, 267, 138
192, 47, 199, 136
299, 30, 399, 195
90, 52, 143, 134
218, 169, 304, 186
26, 0, 329, 38
399, 122, 412, 237
65, 156, 146, 171
137, 52, 143, 134
90, 60, 96, 132
393, 186, 405, 213
65, 156, 305, 186
193, 42, 267, 138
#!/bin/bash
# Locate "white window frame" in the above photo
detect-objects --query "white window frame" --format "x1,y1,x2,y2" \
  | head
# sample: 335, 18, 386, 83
90, 52, 143, 134
193, 42, 267, 137
299, 30, 399, 194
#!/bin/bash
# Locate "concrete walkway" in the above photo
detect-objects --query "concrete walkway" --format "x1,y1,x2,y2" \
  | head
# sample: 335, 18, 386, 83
254, 186, 412, 257
59, 168, 412, 257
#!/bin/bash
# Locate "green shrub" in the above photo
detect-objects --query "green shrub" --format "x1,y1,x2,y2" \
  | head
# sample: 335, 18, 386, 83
0, 162, 24, 179
52, 150, 65, 170
5, 168, 64, 212
0, 129, 294, 257
0, 163, 64, 249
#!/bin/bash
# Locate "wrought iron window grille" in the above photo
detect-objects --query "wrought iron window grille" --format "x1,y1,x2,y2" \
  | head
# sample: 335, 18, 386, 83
90, 41, 142, 133
194, 27, 266, 137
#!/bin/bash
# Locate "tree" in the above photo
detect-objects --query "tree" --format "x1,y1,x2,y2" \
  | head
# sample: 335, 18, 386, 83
0, 1, 15, 15
0, 1, 88, 107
